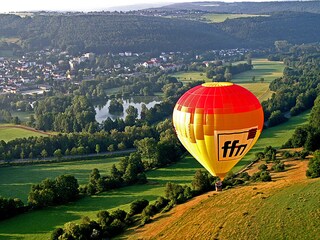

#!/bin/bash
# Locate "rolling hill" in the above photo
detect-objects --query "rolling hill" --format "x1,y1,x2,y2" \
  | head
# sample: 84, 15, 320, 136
155, 1, 320, 14
1, 10, 320, 53
123, 159, 320, 240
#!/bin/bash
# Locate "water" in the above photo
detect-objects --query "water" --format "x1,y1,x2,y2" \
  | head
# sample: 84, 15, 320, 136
95, 96, 162, 123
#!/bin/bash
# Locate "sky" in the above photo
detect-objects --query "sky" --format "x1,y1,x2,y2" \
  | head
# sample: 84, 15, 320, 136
0, 0, 280, 12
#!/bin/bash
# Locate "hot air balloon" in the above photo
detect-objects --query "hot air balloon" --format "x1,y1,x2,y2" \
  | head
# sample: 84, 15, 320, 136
172, 82, 264, 180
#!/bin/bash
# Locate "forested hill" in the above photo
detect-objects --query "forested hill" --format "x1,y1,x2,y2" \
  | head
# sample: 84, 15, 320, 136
0, 14, 238, 53
217, 12, 320, 48
156, 1, 320, 14
1, 12, 320, 54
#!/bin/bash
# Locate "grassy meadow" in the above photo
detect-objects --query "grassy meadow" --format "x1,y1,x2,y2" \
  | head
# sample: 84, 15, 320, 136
203, 13, 269, 23
0, 110, 310, 240
172, 59, 284, 102
0, 124, 48, 142
130, 164, 320, 240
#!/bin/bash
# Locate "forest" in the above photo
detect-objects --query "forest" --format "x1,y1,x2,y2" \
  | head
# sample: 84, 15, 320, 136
0, 11, 320, 54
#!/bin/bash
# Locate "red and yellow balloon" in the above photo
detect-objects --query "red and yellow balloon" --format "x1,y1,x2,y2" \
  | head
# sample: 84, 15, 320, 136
173, 82, 264, 180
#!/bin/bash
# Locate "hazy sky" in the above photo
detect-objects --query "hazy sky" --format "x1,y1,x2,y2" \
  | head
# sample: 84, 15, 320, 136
0, 0, 278, 12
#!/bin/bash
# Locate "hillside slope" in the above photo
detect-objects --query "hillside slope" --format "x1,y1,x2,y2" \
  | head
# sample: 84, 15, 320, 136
217, 12, 320, 47
0, 14, 237, 53
157, 1, 320, 14
124, 159, 320, 240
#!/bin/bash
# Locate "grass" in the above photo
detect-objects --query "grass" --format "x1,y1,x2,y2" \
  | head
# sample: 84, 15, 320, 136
172, 59, 284, 102
0, 109, 310, 240
233, 110, 310, 172
247, 180, 320, 240
0, 156, 203, 240
0, 124, 48, 142
171, 71, 211, 83
0, 157, 123, 202
11, 111, 33, 123
132, 164, 320, 240
203, 13, 269, 23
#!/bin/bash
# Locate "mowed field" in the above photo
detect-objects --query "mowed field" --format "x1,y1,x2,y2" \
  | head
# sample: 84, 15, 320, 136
0, 124, 49, 142
172, 59, 284, 102
203, 13, 269, 23
126, 159, 320, 240
0, 110, 310, 240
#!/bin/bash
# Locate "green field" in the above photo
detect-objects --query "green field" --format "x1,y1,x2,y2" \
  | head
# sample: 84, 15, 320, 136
11, 111, 33, 123
0, 156, 203, 240
139, 175, 320, 240
0, 110, 310, 240
0, 124, 48, 142
203, 13, 269, 23
233, 110, 310, 172
172, 71, 211, 82
172, 59, 284, 102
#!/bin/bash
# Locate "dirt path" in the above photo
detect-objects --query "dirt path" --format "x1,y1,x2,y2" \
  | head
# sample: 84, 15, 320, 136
124, 159, 309, 240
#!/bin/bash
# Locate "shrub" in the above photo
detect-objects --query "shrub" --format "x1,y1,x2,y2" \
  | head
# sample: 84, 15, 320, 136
271, 162, 285, 172
129, 199, 149, 216
282, 151, 292, 159
142, 204, 157, 217
258, 164, 268, 171
251, 170, 272, 182
300, 150, 309, 159
306, 151, 320, 178
154, 196, 169, 211
110, 209, 127, 222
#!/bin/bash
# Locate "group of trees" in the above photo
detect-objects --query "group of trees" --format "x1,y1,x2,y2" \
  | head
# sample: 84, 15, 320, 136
0, 196, 25, 221
262, 45, 320, 125
81, 155, 147, 196
28, 175, 79, 208
0, 13, 235, 54
284, 95, 320, 152
206, 62, 252, 81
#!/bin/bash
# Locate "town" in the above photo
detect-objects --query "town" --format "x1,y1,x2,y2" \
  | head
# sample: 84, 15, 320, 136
0, 48, 250, 95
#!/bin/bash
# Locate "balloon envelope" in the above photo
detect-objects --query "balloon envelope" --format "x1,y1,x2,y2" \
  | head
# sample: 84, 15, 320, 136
172, 82, 264, 179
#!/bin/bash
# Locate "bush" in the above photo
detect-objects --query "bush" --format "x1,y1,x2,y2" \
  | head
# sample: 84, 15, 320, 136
271, 162, 285, 172
251, 170, 272, 182
154, 196, 169, 211
300, 150, 309, 159
129, 199, 149, 216
255, 152, 265, 160
110, 209, 127, 222
306, 151, 320, 178
142, 204, 157, 217
161, 200, 175, 213
282, 151, 292, 159
258, 164, 268, 171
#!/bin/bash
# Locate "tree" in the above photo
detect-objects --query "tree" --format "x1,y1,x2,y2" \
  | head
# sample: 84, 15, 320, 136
309, 96, 320, 130
134, 138, 157, 164
129, 199, 149, 216
123, 163, 137, 184
41, 149, 48, 159
53, 149, 63, 159
306, 151, 320, 178
95, 144, 100, 154
191, 170, 211, 193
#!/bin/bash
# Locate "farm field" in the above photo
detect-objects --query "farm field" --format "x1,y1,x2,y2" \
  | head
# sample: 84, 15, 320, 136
203, 13, 270, 23
0, 110, 310, 240
172, 59, 284, 101
0, 124, 49, 142
126, 159, 320, 240
171, 71, 211, 82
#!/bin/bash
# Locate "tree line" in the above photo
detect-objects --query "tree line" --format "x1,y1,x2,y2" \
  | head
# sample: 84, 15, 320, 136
262, 43, 320, 126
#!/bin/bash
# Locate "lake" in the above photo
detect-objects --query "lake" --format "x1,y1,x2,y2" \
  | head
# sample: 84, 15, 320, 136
95, 96, 162, 123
